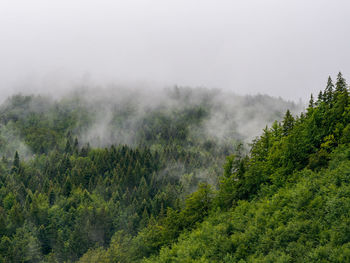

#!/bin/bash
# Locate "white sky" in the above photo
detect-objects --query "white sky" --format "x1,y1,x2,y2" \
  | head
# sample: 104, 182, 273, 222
0, 0, 349, 101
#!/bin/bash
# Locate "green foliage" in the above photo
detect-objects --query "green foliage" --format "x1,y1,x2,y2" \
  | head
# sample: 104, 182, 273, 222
0, 142, 187, 261
1, 79, 345, 262
147, 153, 350, 262
2, 87, 276, 261
140, 72, 350, 262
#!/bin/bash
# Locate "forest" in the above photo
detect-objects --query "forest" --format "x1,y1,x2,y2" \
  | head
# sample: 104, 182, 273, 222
1, 72, 350, 262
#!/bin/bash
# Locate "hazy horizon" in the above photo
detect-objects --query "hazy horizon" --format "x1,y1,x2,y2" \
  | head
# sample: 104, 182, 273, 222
1, 0, 349, 101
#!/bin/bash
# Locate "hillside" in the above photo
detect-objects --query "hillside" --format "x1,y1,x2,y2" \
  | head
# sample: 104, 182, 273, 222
137, 73, 350, 262
1, 1, 349, 262
0, 87, 299, 262
77, 73, 350, 263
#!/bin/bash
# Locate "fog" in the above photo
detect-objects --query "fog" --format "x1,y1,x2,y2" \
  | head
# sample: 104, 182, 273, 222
0, 85, 302, 164
0, 0, 350, 101
72, 86, 302, 147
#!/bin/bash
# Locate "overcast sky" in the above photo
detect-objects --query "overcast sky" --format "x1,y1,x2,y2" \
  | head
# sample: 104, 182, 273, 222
0, 0, 349, 101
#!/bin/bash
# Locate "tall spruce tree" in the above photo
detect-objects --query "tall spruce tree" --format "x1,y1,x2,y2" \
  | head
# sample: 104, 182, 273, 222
11, 151, 20, 173
335, 72, 348, 95
308, 94, 314, 108
324, 76, 334, 103
282, 110, 294, 136
316, 91, 323, 106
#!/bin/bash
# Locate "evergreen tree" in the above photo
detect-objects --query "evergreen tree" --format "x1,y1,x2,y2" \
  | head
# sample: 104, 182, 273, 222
73, 138, 79, 155
282, 110, 294, 136
139, 207, 149, 230
63, 176, 72, 196
333, 72, 349, 119
65, 140, 72, 154
308, 94, 314, 108
324, 76, 334, 103
316, 91, 323, 106
11, 151, 20, 173
336, 72, 347, 92
80, 143, 90, 157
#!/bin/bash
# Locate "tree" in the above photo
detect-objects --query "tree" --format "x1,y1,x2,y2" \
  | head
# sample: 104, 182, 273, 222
335, 72, 348, 95
324, 76, 334, 103
73, 138, 79, 155
282, 110, 294, 136
308, 94, 314, 108
139, 208, 149, 230
182, 183, 213, 227
11, 151, 20, 174
333, 72, 349, 120
65, 140, 72, 154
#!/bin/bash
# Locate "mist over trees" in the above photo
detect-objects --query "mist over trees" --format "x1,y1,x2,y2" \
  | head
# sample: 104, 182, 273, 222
1, 0, 350, 261
0, 86, 302, 262
140, 73, 350, 262
2, 73, 350, 262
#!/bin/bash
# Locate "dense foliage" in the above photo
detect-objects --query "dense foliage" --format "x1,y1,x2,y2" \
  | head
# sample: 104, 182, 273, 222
136, 72, 350, 262
2, 73, 348, 262
62, 72, 350, 262
0, 87, 297, 262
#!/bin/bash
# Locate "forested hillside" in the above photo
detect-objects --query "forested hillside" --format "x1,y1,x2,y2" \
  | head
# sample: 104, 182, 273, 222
74, 72, 350, 263
0, 87, 299, 262
1, 0, 349, 262
134, 73, 350, 262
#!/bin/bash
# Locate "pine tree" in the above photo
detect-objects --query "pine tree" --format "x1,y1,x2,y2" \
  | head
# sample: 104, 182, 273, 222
324, 76, 334, 103
159, 202, 165, 219
316, 91, 323, 106
335, 72, 347, 93
65, 140, 72, 154
65, 131, 73, 154
60, 154, 71, 175
139, 207, 149, 229
308, 94, 314, 108
271, 120, 282, 138
282, 110, 295, 136
11, 151, 20, 173
63, 176, 72, 197
13, 151, 20, 168
333, 72, 349, 120
80, 143, 90, 157
73, 138, 79, 155
138, 177, 149, 200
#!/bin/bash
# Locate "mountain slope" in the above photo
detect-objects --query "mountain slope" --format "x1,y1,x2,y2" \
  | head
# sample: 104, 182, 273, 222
145, 147, 350, 262
138, 73, 350, 262
0, 87, 300, 262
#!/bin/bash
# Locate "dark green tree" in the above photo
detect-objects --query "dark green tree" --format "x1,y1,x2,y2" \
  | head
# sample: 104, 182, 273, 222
308, 94, 314, 108
324, 76, 334, 103
335, 72, 348, 95
11, 151, 20, 174
282, 110, 294, 136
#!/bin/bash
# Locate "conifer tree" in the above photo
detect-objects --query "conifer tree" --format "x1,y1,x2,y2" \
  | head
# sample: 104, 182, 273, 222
13, 151, 20, 169
80, 143, 90, 157
282, 110, 294, 136
63, 176, 72, 197
11, 151, 20, 173
333, 72, 349, 117
316, 91, 323, 106
324, 76, 334, 103
65, 140, 72, 154
138, 177, 148, 200
139, 207, 149, 229
335, 72, 347, 94
73, 138, 79, 155
308, 94, 314, 108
